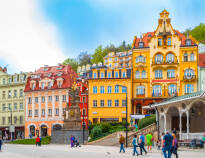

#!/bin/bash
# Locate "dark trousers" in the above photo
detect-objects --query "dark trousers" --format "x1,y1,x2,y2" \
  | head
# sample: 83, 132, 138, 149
120, 143, 125, 153
133, 145, 139, 155
162, 145, 172, 158
171, 146, 178, 158
0, 143, 2, 151
140, 142, 147, 155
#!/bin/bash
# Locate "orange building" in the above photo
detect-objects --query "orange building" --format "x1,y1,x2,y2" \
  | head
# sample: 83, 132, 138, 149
24, 65, 77, 138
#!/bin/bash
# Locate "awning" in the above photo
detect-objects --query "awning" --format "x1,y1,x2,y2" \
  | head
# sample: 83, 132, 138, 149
130, 114, 150, 119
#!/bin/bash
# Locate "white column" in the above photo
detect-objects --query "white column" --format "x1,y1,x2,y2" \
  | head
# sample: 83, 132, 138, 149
52, 92, 55, 118
164, 113, 167, 133
32, 93, 35, 119
186, 111, 189, 139
45, 93, 48, 120
25, 96, 28, 121
38, 94, 41, 119
59, 91, 62, 119
179, 111, 182, 140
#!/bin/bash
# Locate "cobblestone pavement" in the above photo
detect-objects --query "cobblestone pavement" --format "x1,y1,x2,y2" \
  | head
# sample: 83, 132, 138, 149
0, 144, 205, 158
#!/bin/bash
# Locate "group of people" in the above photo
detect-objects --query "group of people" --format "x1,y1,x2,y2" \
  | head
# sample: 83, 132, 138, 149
119, 131, 179, 158
70, 135, 80, 148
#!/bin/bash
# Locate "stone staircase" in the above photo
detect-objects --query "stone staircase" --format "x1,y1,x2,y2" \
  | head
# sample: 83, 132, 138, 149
88, 123, 157, 146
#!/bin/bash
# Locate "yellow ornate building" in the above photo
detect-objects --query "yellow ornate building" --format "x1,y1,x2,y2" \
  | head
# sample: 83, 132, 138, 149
132, 10, 198, 115
88, 65, 132, 123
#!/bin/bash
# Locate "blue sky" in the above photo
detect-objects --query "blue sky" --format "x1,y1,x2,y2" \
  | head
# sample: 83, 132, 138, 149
0, 0, 204, 73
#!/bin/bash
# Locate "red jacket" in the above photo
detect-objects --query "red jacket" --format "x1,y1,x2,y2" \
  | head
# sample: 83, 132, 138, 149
36, 137, 40, 143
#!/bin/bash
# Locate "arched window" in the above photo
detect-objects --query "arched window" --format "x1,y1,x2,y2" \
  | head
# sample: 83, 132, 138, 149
135, 71, 140, 79
166, 53, 174, 63
168, 84, 177, 95
155, 54, 163, 64
142, 71, 146, 78
184, 53, 188, 62
152, 85, 162, 96
190, 53, 194, 61
185, 84, 194, 94
30, 125, 35, 136
136, 86, 145, 95
184, 69, 194, 79
155, 70, 163, 79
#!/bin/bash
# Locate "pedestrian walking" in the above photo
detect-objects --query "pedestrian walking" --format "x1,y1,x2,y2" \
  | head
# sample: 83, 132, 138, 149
39, 136, 42, 146
172, 128, 177, 136
157, 140, 161, 150
139, 133, 147, 155
146, 132, 153, 152
171, 134, 178, 158
162, 131, 173, 158
200, 134, 205, 148
119, 134, 125, 153
0, 136, 3, 152
70, 135, 74, 148
36, 136, 40, 147
132, 135, 139, 156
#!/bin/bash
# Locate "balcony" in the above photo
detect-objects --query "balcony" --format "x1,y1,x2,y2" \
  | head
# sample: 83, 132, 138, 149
151, 59, 179, 66
183, 75, 197, 81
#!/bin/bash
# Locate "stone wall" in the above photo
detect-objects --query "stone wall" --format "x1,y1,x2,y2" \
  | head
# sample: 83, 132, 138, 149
51, 129, 88, 144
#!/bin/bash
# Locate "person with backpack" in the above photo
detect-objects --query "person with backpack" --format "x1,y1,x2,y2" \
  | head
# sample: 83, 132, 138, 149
119, 134, 125, 153
162, 131, 173, 158
132, 135, 139, 156
171, 134, 178, 158
139, 133, 147, 155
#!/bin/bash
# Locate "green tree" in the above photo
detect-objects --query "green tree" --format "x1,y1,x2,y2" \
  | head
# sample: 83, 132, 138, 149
77, 52, 91, 66
184, 23, 205, 44
62, 58, 78, 72
91, 45, 107, 64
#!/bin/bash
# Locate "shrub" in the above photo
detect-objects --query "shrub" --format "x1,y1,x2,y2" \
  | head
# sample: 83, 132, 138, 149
10, 136, 51, 145
91, 125, 103, 139
138, 115, 156, 129
100, 123, 112, 133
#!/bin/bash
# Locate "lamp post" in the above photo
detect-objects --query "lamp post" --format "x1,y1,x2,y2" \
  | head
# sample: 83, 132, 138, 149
116, 84, 128, 148
5, 106, 13, 141
81, 94, 87, 145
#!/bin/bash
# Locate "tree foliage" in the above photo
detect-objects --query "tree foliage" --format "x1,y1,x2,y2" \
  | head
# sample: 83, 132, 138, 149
184, 23, 205, 44
77, 52, 91, 66
62, 58, 78, 72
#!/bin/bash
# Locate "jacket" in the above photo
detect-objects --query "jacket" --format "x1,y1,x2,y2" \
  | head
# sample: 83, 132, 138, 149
119, 136, 125, 144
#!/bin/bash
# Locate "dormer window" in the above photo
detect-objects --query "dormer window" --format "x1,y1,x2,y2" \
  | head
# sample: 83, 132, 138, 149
167, 38, 171, 46
44, 67, 48, 71
186, 39, 191, 46
48, 82, 52, 89
56, 66, 62, 70
31, 83, 35, 90
58, 81, 62, 88
158, 38, 162, 46
138, 42, 144, 48
41, 82, 45, 89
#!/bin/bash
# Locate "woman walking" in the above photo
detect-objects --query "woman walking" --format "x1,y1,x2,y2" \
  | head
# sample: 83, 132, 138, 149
171, 134, 178, 158
70, 135, 74, 148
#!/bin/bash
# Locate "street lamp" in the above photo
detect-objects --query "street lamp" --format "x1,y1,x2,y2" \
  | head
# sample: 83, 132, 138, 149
4, 106, 13, 141
116, 84, 128, 148
81, 94, 87, 145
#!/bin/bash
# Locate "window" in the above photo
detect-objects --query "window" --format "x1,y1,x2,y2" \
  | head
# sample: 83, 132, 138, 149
48, 82, 52, 89
184, 69, 194, 78
122, 72, 126, 78
138, 42, 144, 48
135, 71, 140, 79
41, 96, 45, 103
2, 117, 5, 124
115, 100, 119, 107
2, 78, 6, 85
8, 103, 11, 111
108, 72, 111, 78
158, 38, 162, 46
35, 109, 38, 116
142, 71, 146, 78
108, 100, 112, 107
139, 56, 145, 63
184, 53, 188, 62
115, 86, 119, 93
122, 87, 127, 93
168, 84, 177, 95
100, 86, 104, 94
185, 84, 194, 94
48, 96, 52, 102
155, 70, 163, 79
152, 85, 162, 97
93, 73, 97, 79
31, 83, 35, 90
190, 53, 194, 61
115, 72, 119, 78
55, 108, 59, 116
93, 100, 97, 107
20, 116, 23, 124
14, 77, 17, 83
28, 97, 32, 104
167, 69, 175, 78
167, 38, 171, 46
28, 110, 32, 116
14, 103, 17, 111
35, 97, 38, 103
48, 109, 52, 116
14, 90, 17, 97
115, 57, 118, 62
122, 100, 126, 107
8, 90, 11, 98
93, 86, 97, 94
20, 89, 23, 97
155, 54, 163, 63
55, 95, 59, 101
8, 78, 12, 83
2, 104, 6, 111
100, 72, 104, 78
100, 100, 104, 107
41, 82, 45, 89
186, 39, 191, 46
42, 109, 45, 116
20, 103, 23, 110
108, 86, 112, 94
166, 53, 174, 63
8, 117, 11, 124
62, 95, 66, 102
2, 91, 5, 99
13, 117, 17, 124
57, 81, 62, 88
137, 86, 145, 95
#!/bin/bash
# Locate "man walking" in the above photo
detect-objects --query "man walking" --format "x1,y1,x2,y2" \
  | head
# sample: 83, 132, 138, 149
0, 136, 2, 152
119, 134, 125, 153
146, 132, 153, 152
162, 131, 173, 158
132, 135, 139, 156
139, 133, 147, 155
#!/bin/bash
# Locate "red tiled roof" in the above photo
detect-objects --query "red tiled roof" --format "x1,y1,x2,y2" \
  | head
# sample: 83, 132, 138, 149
174, 30, 197, 46
199, 54, 205, 67
24, 65, 78, 92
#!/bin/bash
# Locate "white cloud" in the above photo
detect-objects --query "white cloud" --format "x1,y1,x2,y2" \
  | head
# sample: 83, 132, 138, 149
0, 0, 66, 73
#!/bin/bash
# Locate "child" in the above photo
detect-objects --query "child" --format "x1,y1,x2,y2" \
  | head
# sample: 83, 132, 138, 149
156, 140, 161, 150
